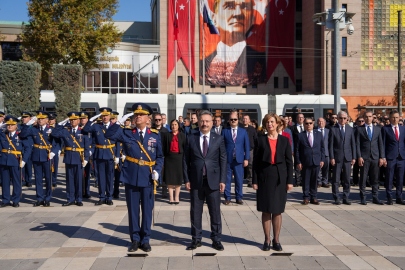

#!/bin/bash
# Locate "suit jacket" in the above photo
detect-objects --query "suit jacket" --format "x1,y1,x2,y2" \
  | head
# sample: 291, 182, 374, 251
212, 125, 223, 135
161, 132, 186, 155
317, 127, 329, 157
356, 125, 384, 160
182, 126, 191, 137
295, 130, 325, 167
381, 125, 405, 160
252, 135, 293, 185
221, 127, 250, 163
290, 124, 305, 142
329, 124, 356, 163
183, 132, 227, 190
244, 125, 258, 151
282, 129, 294, 152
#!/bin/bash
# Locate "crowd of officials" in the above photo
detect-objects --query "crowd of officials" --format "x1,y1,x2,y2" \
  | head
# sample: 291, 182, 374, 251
0, 105, 404, 253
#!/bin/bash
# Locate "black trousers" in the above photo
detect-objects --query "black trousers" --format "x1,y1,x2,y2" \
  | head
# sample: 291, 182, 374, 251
359, 159, 380, 200
190, 178, 222, 242
332, 161, 351, 200
302, 165, 320, 200
353, 161, 360, 185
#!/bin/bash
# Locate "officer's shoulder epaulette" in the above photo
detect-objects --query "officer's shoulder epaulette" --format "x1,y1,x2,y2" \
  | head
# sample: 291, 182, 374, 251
124, 126, 133, 130
150, 129, 159, 134
120, 125, 125, 128
64, 127, 69, 129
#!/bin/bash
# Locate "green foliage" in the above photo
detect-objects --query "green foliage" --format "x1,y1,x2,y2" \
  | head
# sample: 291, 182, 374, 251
53, 64, 82, 122
0, 61, 41, 116
21, 0, 122, 75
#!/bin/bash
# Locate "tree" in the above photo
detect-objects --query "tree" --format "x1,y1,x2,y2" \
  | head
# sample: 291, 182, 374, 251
0, 61, 41, 116
21, 0, 122, 86
53, 64, 82, 122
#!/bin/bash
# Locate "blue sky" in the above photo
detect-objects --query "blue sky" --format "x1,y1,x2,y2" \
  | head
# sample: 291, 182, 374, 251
0, 0, 151, 22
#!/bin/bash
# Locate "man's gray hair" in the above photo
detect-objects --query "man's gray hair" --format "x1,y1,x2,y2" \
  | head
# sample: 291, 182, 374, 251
337, 111, 347, 118
304, 117, 313, 123
199, 110, 213, 119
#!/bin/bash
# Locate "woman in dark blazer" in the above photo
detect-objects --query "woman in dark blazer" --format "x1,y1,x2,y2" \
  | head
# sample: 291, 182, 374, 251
161, 119, 186, 204
253, 113, 293, 252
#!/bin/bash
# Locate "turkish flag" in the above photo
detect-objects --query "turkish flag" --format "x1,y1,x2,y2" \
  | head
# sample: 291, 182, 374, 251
168, 0, 196, 80
267, 0, 295, 84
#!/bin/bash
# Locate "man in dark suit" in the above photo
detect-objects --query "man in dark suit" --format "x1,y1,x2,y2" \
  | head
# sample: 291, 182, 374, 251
382, 110, 405, 205
290, 113, 305, 186
295, 118, 325, 205
329, 111, 356, 205
317, 118, 330, 188
183, 110, 227, 251
182, 117, 191, 137
356, 111, 384, 205
326, 114, 338, 130
212, 116, 223, 135
352, 117, 365, 186
221, 110, 250, 205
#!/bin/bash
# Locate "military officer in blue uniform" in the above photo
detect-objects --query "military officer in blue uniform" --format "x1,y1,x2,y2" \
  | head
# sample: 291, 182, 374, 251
0, 116, 32, 207
51, 112, 90, 206
79, 111, 94, 198
48, 113, 62, 188
19, 111, 59, 207
20, 112, 34, 187
110, 111, 123, 199
105, 103, 163, 253
0, 111, 5, 124
83, 107, 119, 205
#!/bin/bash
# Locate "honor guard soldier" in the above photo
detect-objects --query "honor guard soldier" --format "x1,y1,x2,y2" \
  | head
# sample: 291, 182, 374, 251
19, 111, 59, 207
105, 103, 163, 253
51, 112, 90, 206
111, 111, 123, 199
79, 112, 94, 198
20, 112, 34, 187
0, 116, 32, 207
83, 107, 119, 205
48, 113, 62, 188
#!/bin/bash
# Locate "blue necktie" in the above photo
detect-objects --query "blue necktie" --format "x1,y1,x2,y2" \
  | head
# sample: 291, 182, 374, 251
367, 126, 372, 141
341, 126, 345, 139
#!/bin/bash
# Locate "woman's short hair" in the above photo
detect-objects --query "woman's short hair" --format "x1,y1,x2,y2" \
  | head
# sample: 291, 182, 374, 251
170, 119, 180, 127
262, 113, 282, 132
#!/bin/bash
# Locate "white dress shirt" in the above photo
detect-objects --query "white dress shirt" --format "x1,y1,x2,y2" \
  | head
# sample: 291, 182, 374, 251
138, 126, 147, 137
318, 127, 325, 138
71, 127, 78, 135
392, 124, 400, 138
338, 123, 346, 132
297, 124, 304, 133
200, 131, 211, 152
365, 123, 373, 138
214, 126, 221, 134
9, 132, 15, 138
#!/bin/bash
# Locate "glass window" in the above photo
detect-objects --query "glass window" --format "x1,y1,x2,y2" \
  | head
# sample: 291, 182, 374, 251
178, 76, 183, 88
296, 0, 302, 11
284, 77, 289, 89
127, 72, 133, 93
86, 72, 93, 91
140, 73, 149, 92
119, 72, 126, 87
296, 50, 302, 68
102, 71, 110, 93
274, 77, 279, 88
111, 72, 118, 94
296, 23, 302, 40
342, 37, 347, 57
342, 70, 347, 89
296, 79, 302, 92
94, 71, 101, 88
150, 74, 158, 89
1, 42, 22, 61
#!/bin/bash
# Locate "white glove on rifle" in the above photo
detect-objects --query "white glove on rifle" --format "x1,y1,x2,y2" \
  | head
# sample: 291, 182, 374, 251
89, 150, 92, 157
115, 157, 119, 165
121, 155, 126, 162
90, 113, 102, 122
0, 123, 6, 129
17, 117, 21, 120
58, 117, 69, 126
58, 150, 61, 157
83, 160, 88, 167
21, 161, 26, 168
26, 116, 37, 126
152, 170, 159, 181
117, 112, 134, 125
49, 152, 55, 160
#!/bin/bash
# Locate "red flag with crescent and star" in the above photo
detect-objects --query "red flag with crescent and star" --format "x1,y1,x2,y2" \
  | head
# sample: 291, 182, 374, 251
168, 0, 196, 80
267, 0, 295, 84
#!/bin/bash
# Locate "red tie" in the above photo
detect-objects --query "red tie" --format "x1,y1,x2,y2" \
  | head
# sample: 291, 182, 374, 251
395, 126, 399, 141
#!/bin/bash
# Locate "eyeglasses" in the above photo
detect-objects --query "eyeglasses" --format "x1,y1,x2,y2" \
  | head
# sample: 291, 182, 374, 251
154, 119, 162, 121
305, 122, 313, 125
230, 119, 238, 121
331, 117, 337, 119
373, 117, 377, 119
339, 117, 347, 120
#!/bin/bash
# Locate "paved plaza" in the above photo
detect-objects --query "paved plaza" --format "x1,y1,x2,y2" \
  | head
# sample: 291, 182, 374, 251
1, 168, 405, 269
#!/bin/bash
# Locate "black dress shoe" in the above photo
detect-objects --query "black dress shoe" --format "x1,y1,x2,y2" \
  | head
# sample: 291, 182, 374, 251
272, 240, 282, 251
94, 183, 98, 188
52, 183, 57, 188
396, 198, 405, 205
334, 199, 341, 205
373, 198, 384, 205
387, 199, 393, 205
224, 200, 231, 205
119, 182, 124, 187
212, 241, 224, 251
12, 203, 19, 208
0, 203, 12, 208
43, 201, 50, 207
83, 194, 91, 199
360, 199, 367, 205
33, 201, 44, 207
113, 195, 119, 199
76, 202, 83, 206
263, 242, 271, 251
236, 199, 244, 205
140, 242, 151, 252
128, 241, 140, 252
187, 240, 202, 250
95, 200, 105, 206
174, 202, 179, 205
26, 183, 32, 187
343, 199, 351, 205
62, 202, 75, 207
106, 200, 113, 206
247, 183, 253, 188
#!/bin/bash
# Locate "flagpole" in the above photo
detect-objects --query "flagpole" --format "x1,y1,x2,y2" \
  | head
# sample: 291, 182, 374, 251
202, 0, 205, 95
188, 0, 192, 93
175, 0, 178, 95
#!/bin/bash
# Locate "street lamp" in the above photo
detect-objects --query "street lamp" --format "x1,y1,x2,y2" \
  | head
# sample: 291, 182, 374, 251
313, 1, 356, 113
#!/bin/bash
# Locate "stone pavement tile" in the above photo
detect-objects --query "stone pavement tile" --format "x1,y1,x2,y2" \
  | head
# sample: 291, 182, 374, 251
192, 256, 219, 270
378, 236, 405, 246
235, 243, 270, 257
370, 245, 405, 257
313, 256, 349, 269
167, 257, 193, 270
38, 258, 73, 270
217, 256, 244, 269
148, 245, 192, 257
89, 257, 120, 270
282, 245, 332, 257
324, 245, 354, 256
293, 236, 320, 245
240, 256, 270, 269
360, 256, 400, 270
0, 259, 22, 269
51, 247, 81, 258
386, 257, 405, 269
38, 237, 68, 248
290, 256, 322, 269
356, 236, 384, 246
142, 257, 168, 270
116, 257, 144, 270
65, 257, 97, 270
336, 255, 374, 270
266, 256, 296, 269
13, 259, 47, 270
